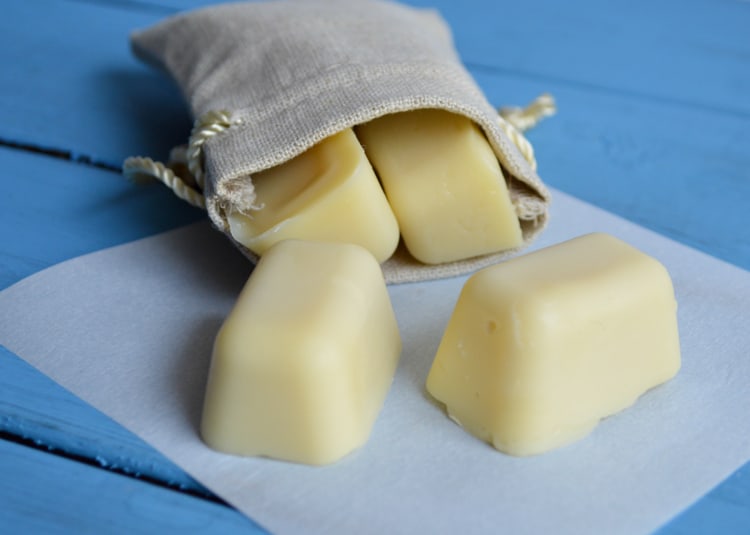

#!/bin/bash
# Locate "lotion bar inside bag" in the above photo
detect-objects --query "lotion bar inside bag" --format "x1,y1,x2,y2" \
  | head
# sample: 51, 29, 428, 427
125, 0, 552, 283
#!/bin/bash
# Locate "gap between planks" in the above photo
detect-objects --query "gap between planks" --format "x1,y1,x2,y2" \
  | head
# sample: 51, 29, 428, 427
0, 429, 222, 503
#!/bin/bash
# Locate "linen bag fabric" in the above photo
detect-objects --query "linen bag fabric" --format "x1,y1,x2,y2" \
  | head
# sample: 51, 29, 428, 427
129, 0, 552, 283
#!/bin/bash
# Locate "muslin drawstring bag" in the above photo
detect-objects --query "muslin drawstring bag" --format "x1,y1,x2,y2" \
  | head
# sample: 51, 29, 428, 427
124, 0, 555, 283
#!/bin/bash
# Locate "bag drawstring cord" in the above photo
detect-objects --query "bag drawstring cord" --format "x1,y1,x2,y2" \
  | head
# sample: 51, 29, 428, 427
498, 93, 556, 172
123, 110, 239, 209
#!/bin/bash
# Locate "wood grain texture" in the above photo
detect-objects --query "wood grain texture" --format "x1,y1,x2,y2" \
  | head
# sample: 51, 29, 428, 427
0, 439, 266, 534
0, 345, 208, 494
1, 0, 748, 533
0, 0, 188, 167
0, 145, 204, 289
408, 0, 750, 115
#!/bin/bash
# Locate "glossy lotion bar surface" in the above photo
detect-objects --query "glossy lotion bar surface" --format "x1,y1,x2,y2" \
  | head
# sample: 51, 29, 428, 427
227, 129, 400, 263
356, 109, 522, 264
426, 233, 681, 456
201, 240, 402, 465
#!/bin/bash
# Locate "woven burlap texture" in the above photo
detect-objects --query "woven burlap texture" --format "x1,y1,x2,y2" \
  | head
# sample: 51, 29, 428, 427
131, 0, 551, 283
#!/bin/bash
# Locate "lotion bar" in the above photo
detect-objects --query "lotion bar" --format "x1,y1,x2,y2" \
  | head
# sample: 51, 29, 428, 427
355, 109, 522, 264
201, 240, 401, 465
226, 129, 400, 263
426, 233, 681, 456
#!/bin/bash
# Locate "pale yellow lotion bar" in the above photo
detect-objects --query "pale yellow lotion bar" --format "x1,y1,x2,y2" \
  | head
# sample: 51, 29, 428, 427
201, 240, 402, 465
426, 233, 681, 456
355, 109, 522, 264
226, 128, 400, 263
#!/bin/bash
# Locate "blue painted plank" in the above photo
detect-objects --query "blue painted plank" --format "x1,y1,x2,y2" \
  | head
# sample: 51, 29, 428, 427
661, 462, 750, 534
0, 345, 208, 495
406, 0, 750, 116
0, 438, 266, 534
0, 145, 204, 289
0, 0, 190, 167
4, 0, 749, 167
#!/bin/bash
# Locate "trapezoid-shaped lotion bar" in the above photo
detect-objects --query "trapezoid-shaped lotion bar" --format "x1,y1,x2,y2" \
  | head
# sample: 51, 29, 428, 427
201, 240, 402, 465
226, 128, 400, 263
426, 233, 681, 456
355, 109, 522, 264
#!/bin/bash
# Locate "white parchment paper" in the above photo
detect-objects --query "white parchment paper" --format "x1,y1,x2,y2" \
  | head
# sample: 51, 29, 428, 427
1, 189, 749, 534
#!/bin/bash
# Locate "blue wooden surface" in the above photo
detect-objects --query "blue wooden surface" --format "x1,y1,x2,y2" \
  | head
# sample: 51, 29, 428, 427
0, 438, 264, 534
0, 0, 748, 532
0, 145, 204, 288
